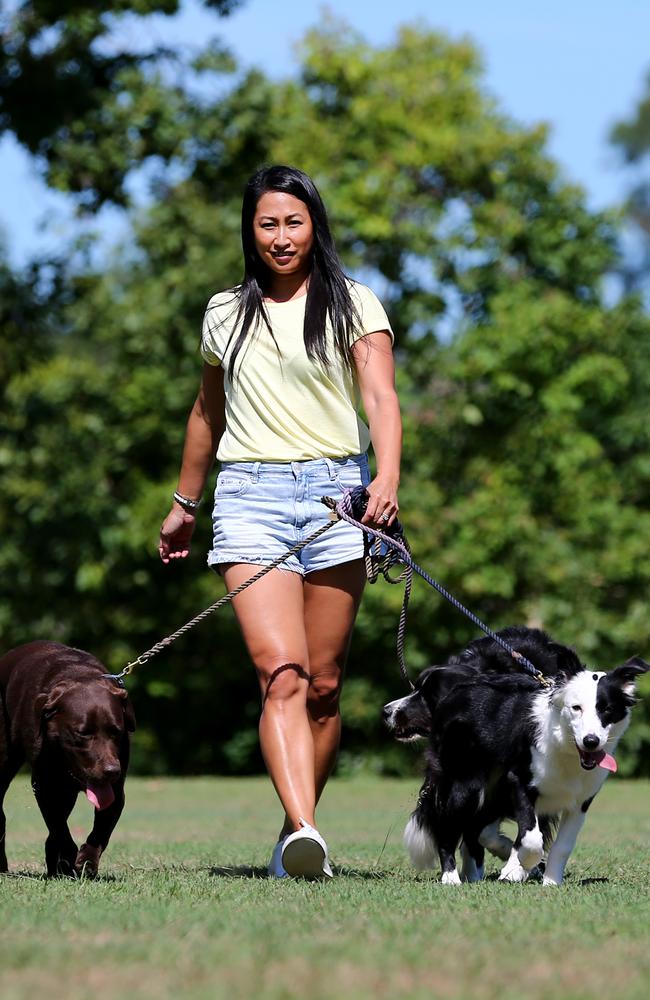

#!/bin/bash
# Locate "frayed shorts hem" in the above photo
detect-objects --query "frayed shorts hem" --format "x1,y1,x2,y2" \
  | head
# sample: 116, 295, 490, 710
207, 550, 365, 578
208, 552, 300, 576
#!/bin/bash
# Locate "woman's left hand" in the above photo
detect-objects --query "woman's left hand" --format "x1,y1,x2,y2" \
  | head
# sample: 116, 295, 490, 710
363, 475, 399, 528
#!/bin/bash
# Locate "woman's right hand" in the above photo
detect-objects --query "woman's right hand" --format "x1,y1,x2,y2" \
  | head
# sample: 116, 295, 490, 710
159, 507, 197, 563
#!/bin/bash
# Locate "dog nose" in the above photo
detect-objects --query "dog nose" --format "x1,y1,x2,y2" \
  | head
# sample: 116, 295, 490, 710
102, 762, 121, 782
582, 734, 600, 751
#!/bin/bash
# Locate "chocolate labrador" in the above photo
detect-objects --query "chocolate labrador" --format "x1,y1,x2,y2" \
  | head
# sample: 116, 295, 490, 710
0, 640, 135, 877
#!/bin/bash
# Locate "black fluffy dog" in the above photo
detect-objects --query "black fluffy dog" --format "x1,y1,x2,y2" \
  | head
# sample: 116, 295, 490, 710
383, 628, 647, 885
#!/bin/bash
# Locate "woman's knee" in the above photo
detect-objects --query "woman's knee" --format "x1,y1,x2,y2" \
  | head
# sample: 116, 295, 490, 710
307, 668, 342, 721
257, 659, 310, 704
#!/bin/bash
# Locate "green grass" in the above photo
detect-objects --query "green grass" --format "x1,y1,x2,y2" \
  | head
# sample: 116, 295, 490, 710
1, 775, 649, 1000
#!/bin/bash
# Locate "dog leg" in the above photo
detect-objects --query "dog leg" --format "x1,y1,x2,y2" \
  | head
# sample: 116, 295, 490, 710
478, 821, 513, 862
499, 847, 530, 883
543, 808, 587, 886
499, 772, 542, 882
33, 781, 79, 877
75, 784, 125, 878
437, 829, 463, 885
517, 820, 544, 871
460, 841, 484, 883
0, 753, 23, 873
0, 790, 8, 872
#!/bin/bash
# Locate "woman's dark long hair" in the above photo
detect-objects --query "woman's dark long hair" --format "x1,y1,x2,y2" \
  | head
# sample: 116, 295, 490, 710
217, 165, 360, 381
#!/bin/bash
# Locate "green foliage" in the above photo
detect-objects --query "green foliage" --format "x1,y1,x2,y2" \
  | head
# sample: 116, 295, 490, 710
0, 0, 241, 207
2, 20, 650, 775
610, 68, 650, 293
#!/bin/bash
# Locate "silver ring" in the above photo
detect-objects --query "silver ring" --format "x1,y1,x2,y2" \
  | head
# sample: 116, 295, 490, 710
381, 513, 390, 522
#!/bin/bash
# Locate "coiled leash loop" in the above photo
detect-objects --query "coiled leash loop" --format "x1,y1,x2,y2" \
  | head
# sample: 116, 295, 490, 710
324, 486, 552, 690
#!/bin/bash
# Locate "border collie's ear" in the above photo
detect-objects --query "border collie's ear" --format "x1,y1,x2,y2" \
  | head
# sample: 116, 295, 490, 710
609, 657, 649, 699
613, 657, 649, 680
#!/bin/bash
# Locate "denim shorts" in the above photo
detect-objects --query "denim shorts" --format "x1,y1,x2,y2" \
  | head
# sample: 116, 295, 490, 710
208, 454, 370, 576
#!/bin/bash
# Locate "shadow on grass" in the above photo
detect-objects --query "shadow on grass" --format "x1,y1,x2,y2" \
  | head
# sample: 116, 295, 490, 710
2, 865, 611, 885
209, 864, 269, 879
208, 864, 395, 880
480, 871, 610, 886
1, 869, 119, 882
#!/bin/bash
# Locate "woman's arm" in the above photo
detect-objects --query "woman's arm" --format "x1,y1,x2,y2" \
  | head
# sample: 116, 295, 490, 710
352, 331, 402, 527
159, 363, 226, 563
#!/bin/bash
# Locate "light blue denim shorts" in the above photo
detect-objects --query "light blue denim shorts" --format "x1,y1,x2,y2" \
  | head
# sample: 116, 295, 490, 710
208, 454, 370, 576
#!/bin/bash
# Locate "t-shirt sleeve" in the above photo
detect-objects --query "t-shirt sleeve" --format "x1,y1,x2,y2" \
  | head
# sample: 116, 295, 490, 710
200, 297, 224, 366
351, 283, 394, 345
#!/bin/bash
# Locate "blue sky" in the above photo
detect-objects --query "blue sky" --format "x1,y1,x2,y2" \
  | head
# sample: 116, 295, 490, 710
1, 0, 649, 267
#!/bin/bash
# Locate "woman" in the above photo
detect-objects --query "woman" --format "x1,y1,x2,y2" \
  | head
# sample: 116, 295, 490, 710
159, 165, 401, 878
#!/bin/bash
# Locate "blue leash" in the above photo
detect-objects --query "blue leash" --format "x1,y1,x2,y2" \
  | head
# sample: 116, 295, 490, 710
326, 486, 552, 690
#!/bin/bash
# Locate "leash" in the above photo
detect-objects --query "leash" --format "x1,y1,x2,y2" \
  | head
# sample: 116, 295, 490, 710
104, 516, 338, 683
327, 487, 553, 690
106, 487, 551, 689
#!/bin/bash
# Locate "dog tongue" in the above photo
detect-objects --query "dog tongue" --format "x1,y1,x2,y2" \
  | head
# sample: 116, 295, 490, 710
599, 753, 617, 773
86, 785, 115, 810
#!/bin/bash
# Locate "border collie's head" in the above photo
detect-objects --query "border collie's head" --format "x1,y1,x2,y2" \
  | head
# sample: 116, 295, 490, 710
382, 665, 477, 742
553, 657, 648, 770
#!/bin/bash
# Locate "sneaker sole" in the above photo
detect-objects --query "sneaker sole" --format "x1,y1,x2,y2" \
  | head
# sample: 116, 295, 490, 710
282, 836, 327, 878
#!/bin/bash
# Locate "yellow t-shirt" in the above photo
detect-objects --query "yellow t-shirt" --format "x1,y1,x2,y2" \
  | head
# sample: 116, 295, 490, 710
201, 280, 393, 462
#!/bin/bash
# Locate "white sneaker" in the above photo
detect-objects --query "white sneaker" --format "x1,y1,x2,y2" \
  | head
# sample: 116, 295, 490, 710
268, 836, 290, 878
281, 819, 333, 879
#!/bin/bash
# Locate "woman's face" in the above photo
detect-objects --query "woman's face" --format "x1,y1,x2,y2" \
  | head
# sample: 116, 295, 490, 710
253, 190, 314, 280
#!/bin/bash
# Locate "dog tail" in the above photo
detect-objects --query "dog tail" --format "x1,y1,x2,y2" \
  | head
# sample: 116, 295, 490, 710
403, 813, 438, 870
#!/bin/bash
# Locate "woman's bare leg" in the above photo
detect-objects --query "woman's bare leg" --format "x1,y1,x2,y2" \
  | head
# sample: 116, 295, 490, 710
222, 565, 314, 832
304, 560, 366, 804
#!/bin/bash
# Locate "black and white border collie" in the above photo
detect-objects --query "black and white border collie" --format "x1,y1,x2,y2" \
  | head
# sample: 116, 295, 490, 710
383, 628, 648, 886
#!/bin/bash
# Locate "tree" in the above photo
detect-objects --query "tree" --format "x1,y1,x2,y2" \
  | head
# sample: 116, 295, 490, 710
2, 20, 649, 775
0, 0, 241, 208
610, 69, 650, 294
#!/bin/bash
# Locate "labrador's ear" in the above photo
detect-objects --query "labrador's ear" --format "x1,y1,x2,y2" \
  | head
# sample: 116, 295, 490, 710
111, 686, 136, 732
35, 684, 70, 722
123, 697, 136, 733
34, 685, 71, 755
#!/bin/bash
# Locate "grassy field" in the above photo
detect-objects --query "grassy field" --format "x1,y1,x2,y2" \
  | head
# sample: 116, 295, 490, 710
1, 774, 649, 1000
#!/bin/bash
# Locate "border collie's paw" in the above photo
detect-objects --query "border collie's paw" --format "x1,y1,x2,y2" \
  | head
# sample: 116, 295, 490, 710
499, 850, 530, 883
441, 869, 462, 885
